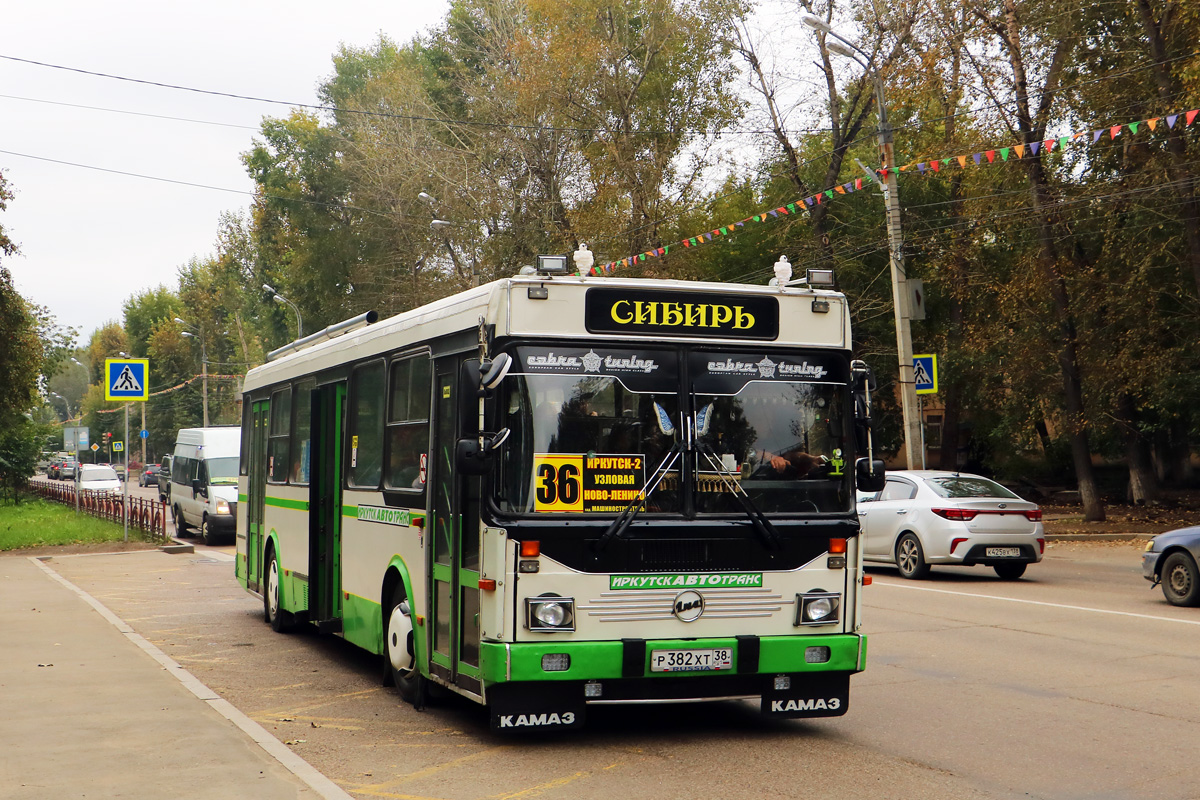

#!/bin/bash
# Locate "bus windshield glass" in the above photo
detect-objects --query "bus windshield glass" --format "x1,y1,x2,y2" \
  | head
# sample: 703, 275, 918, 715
691, 351, 850, 513
496, 346, 680, 514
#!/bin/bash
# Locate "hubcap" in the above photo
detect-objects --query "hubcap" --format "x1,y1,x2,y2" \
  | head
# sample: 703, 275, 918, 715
267, 561, 280, 618
1168, 564, 1192, 596
387, 604, 414, 673
899, 540, 918, 573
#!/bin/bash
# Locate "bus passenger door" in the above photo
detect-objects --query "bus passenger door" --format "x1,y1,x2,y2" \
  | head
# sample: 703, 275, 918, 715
428, 357, 483, 697
246, 400, 270, 593
309, 382, 345, 630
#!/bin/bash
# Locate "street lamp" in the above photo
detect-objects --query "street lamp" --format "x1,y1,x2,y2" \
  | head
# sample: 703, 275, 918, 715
801, 15, 922, 469
263, 283, 303, 337
419, 192, 475, 286
175, 317, 209, 427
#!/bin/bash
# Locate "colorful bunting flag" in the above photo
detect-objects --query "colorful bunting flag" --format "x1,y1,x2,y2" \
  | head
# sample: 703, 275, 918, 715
1129, 122, 1139, 134
1111, 125, 1122, 138
1167, 114, 1178, 128
1030, 141, 1040, 156
957, 155, 968, 168
1000, 148, 1010, 161
1014, 144, 1025, 158
986, 150, 996, 163
1188, 110, 1199, 125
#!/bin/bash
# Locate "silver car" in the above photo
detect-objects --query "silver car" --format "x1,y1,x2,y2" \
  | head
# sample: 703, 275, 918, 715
1142, 526, 1200, 606
858, 470, 1045, 579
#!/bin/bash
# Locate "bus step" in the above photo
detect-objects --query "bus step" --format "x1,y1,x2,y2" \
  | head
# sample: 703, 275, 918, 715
313, 618, 343, 634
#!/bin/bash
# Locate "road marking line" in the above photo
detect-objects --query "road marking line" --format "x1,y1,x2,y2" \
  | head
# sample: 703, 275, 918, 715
870, 580, 1200, 625
30, 556, 356, 800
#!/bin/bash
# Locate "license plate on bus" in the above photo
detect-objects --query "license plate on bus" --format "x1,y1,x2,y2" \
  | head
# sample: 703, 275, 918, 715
650, 648, 733, 673
986, 547, 1021, 558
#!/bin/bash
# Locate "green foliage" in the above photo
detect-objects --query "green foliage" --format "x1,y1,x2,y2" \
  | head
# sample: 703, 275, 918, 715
0, 417, 50, 505
0, 497, 152, 549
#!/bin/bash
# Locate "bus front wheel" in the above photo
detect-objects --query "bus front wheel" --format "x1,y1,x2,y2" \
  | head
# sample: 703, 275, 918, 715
385, 583, 423, 706
265, 549, 296, 632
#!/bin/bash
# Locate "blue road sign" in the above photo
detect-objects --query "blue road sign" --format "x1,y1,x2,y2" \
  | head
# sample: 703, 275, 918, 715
913, 354, 938, 395
140, 429, 149, 439
104, 359, 149, 401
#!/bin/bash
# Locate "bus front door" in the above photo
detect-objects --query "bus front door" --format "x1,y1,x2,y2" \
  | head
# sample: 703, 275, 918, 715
245, 400, 270, 593
428, 357, 483, 697
309, 382, 345, 631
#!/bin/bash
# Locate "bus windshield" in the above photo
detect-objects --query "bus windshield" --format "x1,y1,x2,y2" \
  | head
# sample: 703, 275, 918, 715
495, 346, 680, 514
691, 350, 850, 513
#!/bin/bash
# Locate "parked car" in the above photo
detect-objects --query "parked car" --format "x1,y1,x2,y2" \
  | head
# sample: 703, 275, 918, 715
858, 470, 1045, 580
138, 464, 161, 487
157, 456, 172, 503
59, 460, 80, 481
170, 428, 240, 545
1142, 526, 1200, 606
76, 464, 122, 497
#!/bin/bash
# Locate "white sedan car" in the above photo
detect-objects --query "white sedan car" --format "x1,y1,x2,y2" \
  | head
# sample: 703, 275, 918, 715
858, 470, 1044, 580
76, 465, 122, 498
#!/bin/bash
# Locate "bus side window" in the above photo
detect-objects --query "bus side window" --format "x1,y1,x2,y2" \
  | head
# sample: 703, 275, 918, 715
349, 360, 386, 488
268, 387, 291, 484
290, 380, 314, 485
385, 354, 431, 491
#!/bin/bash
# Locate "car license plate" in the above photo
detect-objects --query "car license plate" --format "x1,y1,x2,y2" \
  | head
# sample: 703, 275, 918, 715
986, 547, 1021, 558
650, 648, 733, 673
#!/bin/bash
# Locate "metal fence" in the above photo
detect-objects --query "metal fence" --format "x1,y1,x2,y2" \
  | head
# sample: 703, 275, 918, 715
28, 479, 169, 540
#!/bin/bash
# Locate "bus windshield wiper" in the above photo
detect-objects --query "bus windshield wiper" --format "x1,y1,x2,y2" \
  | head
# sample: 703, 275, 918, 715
595, 443, 682, 553
697, 443, 783, 554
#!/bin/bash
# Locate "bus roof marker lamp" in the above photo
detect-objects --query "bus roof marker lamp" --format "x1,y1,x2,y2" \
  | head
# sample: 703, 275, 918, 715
536, 254, 570, 276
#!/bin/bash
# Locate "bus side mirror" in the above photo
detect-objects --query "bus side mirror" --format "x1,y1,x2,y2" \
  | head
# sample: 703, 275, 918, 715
856, 458, 885, 493
465, 353, 513, 398
455, 428, 511, 475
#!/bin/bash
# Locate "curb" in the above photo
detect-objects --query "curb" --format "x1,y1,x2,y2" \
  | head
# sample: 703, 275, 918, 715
1045, 533, 1155, 542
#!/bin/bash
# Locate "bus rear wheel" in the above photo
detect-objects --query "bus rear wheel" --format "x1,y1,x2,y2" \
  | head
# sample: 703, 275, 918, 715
265, 549, 296, 632
385, 583, 423, 706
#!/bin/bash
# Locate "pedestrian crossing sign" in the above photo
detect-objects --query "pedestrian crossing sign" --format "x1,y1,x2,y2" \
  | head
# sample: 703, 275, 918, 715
913, 354, 938, 395
104, 358, 149, 401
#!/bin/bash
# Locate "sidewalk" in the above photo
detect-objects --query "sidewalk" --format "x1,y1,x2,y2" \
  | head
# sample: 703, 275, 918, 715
0, 554, 352, 800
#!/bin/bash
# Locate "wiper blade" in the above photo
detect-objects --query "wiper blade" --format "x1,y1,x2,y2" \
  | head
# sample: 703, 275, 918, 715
697, 444, 783, 554
595, 443, 682, 553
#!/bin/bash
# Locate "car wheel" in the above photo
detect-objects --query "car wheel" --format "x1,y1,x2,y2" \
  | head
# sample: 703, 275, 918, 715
264, 548, 296, 632
173, 505, 190, 536
201, 516, 217, 546
1161, 551, 1200, 607
994, 562, 1027, 580
896, 533, 931, 579
384, 582, 424, 705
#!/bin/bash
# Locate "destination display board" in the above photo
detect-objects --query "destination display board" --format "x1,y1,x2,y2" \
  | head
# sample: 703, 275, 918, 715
584, 288, 779, 340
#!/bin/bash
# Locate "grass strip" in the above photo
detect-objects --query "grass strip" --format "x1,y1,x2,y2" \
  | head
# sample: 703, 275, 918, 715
0, 496, 154, 550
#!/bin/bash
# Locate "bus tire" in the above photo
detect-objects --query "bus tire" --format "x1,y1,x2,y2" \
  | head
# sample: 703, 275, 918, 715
265, 548, 296, 632
895, 533, 930, 579
384, 583, 423, 706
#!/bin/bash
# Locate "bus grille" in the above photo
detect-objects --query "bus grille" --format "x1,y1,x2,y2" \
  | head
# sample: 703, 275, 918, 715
579, 587, 788, 623
637, 539, 741, 571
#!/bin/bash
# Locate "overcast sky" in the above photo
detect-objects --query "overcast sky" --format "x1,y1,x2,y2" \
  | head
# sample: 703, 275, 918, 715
2, 0, 450, 344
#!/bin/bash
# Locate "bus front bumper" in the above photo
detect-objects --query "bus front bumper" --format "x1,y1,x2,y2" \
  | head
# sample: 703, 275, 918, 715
480, 634, 864, 730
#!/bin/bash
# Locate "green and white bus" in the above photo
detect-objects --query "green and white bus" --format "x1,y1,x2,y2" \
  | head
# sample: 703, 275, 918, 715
237, 254, 884, 731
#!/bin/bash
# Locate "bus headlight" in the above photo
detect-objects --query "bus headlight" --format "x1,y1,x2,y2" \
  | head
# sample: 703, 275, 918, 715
215, 498, 231, 514
796, 591, 841, 626
526, 595, 575, 632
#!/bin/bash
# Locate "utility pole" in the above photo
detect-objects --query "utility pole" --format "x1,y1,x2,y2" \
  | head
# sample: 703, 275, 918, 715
802, 15, 923, 468
874, 75, 923, 470
176, 318, 209, 427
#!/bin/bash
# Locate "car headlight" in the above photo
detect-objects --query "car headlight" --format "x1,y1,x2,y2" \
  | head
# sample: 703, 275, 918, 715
525, 595, 575, 632
796, 591, 841, 626
215, 498, 231, 514
1144, 540, 1156, 552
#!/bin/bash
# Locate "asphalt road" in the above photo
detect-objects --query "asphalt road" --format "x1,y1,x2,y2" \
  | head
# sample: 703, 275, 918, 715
42, 540, 1199, 800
